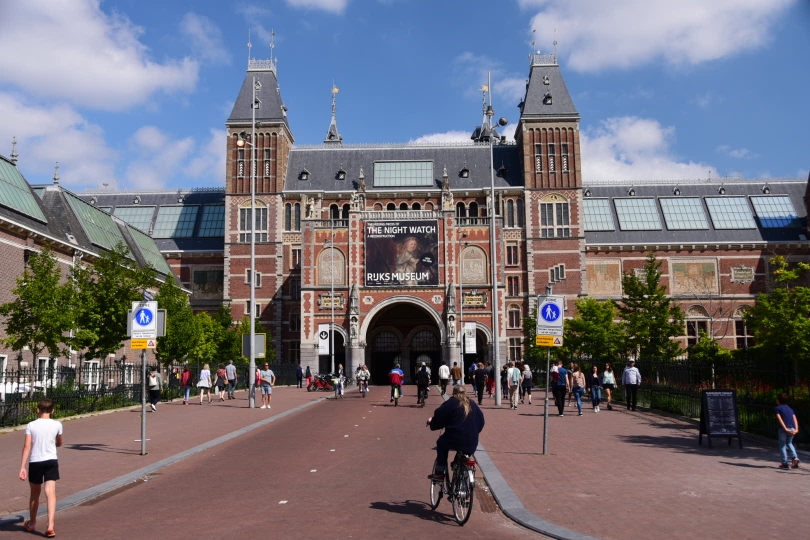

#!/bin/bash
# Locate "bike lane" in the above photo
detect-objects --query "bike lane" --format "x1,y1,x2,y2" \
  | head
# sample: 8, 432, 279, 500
2, 386, 546, 538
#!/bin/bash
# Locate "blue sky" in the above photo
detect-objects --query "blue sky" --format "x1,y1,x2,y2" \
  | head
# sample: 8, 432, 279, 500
0, 0, 808, 191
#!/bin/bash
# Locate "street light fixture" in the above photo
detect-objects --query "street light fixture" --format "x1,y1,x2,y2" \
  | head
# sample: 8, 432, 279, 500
484, 71, 508, 406
236, 76, 261, 409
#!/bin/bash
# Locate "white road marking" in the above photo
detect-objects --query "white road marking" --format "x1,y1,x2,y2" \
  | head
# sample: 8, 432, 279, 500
344, 434, 349, 437
330, 449, 335, 452
310, 469, 317, 472
279, 500, 288, 504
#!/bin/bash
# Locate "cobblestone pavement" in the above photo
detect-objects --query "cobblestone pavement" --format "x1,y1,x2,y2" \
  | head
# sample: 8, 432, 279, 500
0, 386, 544, 539
476, 387, 808, 540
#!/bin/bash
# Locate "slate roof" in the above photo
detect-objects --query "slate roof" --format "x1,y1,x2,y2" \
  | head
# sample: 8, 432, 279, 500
73, 189, 226, 253
284, 143, 523, 194
520, 54, 580, 121
226, 61, 288, 129
583, 180, 808, 245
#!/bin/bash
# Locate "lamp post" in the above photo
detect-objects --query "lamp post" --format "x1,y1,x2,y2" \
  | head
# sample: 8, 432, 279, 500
236, 76, 262, 409
485, 71, 508, 406
458, 237, 468, 369
330, 218, 335, 374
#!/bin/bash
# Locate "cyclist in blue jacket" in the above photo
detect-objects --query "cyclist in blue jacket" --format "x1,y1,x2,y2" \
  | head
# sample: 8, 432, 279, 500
426, 386, 485, 481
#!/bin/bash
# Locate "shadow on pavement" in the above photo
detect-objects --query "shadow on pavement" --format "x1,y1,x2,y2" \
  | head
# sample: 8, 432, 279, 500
368, 499, 454, 524
66, 443, 140, 455
718, 461, 771, 469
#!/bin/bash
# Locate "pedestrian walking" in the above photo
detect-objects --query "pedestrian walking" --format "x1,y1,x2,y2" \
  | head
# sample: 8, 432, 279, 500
622, 359, 642, 411
225, 360, 238, 399
450, 361, 463, 387
501, 364, 510, 399
520, 363, 533, 405
215, 363, 228, 401
775, 393, 800, 469
438, 360, 450, 396
305, 365, 312, 389
147, 366, 162, 412
486, 360, 495, 397
197, 363, 213, 404
586, 365, 602, 412
180, 364, 194, 405
296, 364, 304, 388
468, 362, 477, 387
570, 363, 586, 416
552, 360, 570, 417
602, 363, 616, 410
259, 363, 276, 409
473, 362, 488, 405
19, 398, 62, 538
507, 362, 521, 410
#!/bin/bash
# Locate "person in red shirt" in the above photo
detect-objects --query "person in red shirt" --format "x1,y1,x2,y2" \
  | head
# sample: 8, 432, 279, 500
388, 364, 404, 404
180, 365, 194, 405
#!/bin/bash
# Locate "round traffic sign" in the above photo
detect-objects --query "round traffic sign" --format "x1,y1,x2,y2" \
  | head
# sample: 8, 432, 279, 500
540, 302, 561, 323
134, 308, 154, 327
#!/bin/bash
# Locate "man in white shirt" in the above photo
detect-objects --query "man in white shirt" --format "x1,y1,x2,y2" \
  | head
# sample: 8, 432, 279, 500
622, 359, 642, 411
506, 362, 522, 410
438, 361, 450, 396
19, 398, 63, 537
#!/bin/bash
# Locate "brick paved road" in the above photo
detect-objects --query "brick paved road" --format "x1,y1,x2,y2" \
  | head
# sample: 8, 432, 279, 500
477, 388, 808, 540
2, 387, 543, 539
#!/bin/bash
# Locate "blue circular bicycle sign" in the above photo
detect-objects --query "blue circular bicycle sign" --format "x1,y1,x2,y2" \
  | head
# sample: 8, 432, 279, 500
540, 302, 561, 323
134, 308, 154, 327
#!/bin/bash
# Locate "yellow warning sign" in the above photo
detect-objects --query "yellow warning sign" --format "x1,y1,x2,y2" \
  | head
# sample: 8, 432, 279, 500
131, 339, 157, 349
535, 335, 563, 347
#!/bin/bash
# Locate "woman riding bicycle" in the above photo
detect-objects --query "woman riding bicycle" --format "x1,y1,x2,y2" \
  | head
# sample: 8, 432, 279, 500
426, 386, 485, 481
357, 365, 371, 393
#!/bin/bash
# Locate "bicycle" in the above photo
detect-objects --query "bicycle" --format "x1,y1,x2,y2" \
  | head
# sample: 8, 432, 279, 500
332, 375, 344, 399
428, 448, 476, 525
391, 384, 400, 406
358, 378, 369, 398
417, 386, 428, 407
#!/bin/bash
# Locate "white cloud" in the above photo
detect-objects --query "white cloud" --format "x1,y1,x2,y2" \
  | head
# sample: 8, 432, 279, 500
123, 127, 195, 189
0, 93, 119, 188
409, 131, 471, 144
180, 13, 231, 65
186, 128, 227, 183
520, 0, 795, 72
716, 145, 756, 159
0, 0, 199, 111
286, 0, 349, 13
581, 116, 717, 183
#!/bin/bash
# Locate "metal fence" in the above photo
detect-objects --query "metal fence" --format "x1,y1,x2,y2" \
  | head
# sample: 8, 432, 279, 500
0, 361, 303, 428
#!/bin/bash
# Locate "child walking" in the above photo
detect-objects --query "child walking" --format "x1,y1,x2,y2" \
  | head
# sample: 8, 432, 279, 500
19, 398, 63, 537
775, 393, 800, 469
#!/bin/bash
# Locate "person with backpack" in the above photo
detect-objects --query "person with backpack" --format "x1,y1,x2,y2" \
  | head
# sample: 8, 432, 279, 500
180, 364, 194, 405
147, 366, 162, 412
552, 360, 570, 416
506, 362, 522, 410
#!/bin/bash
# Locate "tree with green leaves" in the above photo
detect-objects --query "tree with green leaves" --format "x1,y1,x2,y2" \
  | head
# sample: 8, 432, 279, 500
188, 311, 220, 366
559, 297, 626, 366
0, 247, 74, 363
155, 277, 197, 367
744, 255, 810, 383
618, 252, 684, 362
213, 304, 242, 363
72, 243, 156, 360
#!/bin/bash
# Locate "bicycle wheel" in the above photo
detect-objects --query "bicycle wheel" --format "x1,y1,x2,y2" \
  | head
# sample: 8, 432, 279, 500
429, 459, 443, 509
452, 466, 474, 525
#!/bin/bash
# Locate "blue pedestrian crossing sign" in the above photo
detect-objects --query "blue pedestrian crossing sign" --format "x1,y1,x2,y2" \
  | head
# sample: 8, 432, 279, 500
131, 301, 158, 338
536, 295, 564, 340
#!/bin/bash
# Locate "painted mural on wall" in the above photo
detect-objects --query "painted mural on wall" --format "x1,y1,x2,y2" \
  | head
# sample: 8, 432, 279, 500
192, 268, 224, 300
365, 220, 439, 287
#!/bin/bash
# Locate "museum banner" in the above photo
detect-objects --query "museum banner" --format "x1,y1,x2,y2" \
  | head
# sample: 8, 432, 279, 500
365, 220, 439, 287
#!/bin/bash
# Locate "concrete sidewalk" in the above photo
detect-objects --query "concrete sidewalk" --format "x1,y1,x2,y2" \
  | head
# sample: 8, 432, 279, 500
475, 387, 807, 540
0, 388, 326, 518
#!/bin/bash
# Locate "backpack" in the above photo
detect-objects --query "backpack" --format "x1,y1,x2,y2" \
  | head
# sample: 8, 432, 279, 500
551, 370, 560, 383
510, 368, 521, 386
148, 375, 157, 386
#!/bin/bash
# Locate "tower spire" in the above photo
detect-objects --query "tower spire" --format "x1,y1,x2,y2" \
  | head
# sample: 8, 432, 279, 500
10, 137, 18, 165
324, 83, 342, 145
269, 29, 275, 66
52, 162, 60, 185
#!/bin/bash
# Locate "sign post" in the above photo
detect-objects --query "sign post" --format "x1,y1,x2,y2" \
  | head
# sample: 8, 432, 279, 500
699, 389, 743, 448
131, 301, 158, 456
537, 294, 564, 455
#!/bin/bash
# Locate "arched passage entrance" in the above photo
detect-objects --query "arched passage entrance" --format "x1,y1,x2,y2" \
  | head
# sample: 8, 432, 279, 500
364, 300, 443, 384
318, 326, 346, 374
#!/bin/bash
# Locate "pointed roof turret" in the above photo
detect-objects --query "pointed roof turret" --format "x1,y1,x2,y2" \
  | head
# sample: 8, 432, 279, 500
519, 52, 579, 121
10, 137, 18, 165
324, 84, 343, 145
471, 75, 507, 143
227, 32, 290, 135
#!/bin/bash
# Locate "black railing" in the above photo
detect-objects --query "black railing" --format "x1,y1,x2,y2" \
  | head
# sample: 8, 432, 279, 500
0, 361, 304, 428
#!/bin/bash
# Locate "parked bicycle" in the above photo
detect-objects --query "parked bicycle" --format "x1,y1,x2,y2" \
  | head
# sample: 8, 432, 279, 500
307, 373, 334, 392
429, 447, 476, 525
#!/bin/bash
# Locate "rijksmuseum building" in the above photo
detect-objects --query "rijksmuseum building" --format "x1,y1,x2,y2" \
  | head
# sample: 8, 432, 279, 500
6, 51, 805, 382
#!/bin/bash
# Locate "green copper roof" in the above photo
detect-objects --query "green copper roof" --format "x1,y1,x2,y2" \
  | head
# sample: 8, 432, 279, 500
64, 191, 129, 254
127, 225, 172, 275
0, 158, 47, 222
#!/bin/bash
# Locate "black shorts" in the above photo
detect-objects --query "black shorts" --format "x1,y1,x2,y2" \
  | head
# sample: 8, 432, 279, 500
28, 459, 59, 484
602, 383, 615, 390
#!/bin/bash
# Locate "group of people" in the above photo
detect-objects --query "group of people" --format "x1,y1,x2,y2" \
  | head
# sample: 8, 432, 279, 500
185, 360, 242, 405
550, 359, 640, 416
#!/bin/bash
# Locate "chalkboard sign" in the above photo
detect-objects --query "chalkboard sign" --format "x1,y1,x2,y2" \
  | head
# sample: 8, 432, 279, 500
699, 389, 742, 448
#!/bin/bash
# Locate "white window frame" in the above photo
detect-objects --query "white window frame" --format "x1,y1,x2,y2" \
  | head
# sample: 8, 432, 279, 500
245, 269, 262, 288
123, 362, 135, 386
83, 360, 100, 390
